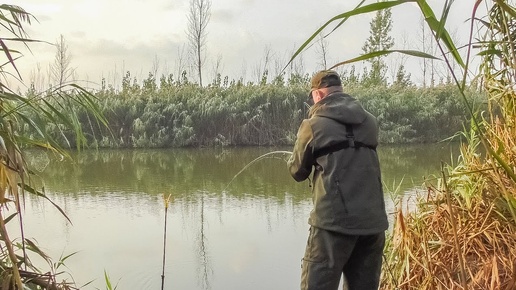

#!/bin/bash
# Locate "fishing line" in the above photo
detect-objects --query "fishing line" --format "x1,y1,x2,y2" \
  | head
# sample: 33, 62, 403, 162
224, 150, 293, 191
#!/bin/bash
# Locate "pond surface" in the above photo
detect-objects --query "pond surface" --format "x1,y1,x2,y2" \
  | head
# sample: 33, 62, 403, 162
12, 144, 458, 289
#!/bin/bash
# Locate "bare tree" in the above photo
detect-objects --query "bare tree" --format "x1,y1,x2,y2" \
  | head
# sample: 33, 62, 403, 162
288, 46, 305, 81
29, 63, 46, 92
417, 17, 437, 87
186, 0, 211, 87
388, 31, 411, 85
442, 27, 462, 84
252, 46, 273, 84
211, 53, 224, 85
175, 44, 188, 83
50, 34, 75, 89
151, 54, 160, 79
315, 33, 329, 69
273, 52, 286, 80
239, 60, 247, 84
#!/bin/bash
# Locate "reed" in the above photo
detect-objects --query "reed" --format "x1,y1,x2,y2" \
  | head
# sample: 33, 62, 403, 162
286, 1, 516, 289
0, 5, 108, 289
161, 193, 173, 290
379, 1, 516, 289
104, 270, 119, 290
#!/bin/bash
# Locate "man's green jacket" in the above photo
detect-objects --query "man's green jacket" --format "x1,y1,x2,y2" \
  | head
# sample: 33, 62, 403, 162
288, 92, 389, 235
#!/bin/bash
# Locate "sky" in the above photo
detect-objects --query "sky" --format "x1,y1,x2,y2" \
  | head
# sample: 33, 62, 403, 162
4, 0, 486, 91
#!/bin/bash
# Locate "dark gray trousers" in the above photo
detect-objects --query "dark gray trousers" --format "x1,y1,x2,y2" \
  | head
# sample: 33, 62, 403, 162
300, 226, 385, 290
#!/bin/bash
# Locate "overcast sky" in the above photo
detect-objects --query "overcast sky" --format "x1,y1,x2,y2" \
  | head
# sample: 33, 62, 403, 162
6, 0, 485, 90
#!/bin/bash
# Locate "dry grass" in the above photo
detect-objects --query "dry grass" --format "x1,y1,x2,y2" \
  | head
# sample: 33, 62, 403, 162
381, 88, 516, 290
382, 186, 516, 289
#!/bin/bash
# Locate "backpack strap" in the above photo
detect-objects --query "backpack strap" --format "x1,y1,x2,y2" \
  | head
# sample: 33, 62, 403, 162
313, 124, 376, 159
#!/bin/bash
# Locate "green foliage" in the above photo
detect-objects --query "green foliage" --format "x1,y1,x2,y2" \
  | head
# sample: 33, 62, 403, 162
353, 84, 484, 143
70, 77, 309, 148
392, 64, 412, 88
362, 7, 394, 86
20, 74, 483, 148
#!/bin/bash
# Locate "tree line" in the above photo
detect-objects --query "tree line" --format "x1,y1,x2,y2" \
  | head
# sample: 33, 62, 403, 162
21, 3, 484, 149
21, 70, 484, 149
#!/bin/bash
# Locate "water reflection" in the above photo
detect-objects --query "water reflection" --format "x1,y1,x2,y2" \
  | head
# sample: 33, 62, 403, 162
378, 143, 459, 193
197, 193, 213, 290
19, 144, 458, 290
27, 144, 458, 197
28, 148, 311, 200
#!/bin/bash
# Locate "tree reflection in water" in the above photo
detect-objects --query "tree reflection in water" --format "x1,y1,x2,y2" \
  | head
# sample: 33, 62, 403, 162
19, 144, 456, 289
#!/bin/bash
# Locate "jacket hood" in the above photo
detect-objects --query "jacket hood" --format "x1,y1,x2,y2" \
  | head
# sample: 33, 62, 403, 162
309, 92, 367, 125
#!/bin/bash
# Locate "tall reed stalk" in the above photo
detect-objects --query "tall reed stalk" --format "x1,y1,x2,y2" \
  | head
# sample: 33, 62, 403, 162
161, 193, 173, 290
0, 4, 108, 289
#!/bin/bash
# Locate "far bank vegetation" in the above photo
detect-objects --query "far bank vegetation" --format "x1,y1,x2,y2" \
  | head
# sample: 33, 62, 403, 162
23, 73, 483, 149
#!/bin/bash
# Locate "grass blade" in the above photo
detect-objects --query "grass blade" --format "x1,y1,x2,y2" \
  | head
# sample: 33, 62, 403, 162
284, 0, 414, 71
330, 49, 438, 69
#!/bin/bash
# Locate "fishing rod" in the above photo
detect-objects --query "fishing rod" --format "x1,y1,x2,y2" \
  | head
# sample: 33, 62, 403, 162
224, 150, 293, 191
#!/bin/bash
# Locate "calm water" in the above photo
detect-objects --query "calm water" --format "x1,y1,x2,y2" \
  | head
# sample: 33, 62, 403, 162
12, 144, 458, 290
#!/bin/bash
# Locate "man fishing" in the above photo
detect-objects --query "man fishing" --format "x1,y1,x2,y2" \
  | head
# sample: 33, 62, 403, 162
287, 70, 388, 290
